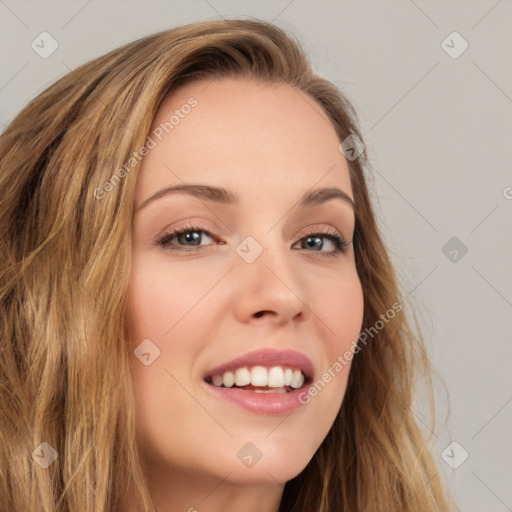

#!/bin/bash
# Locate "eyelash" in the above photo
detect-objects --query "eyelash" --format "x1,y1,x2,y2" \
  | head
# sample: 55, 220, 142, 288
156, 222, 350, 258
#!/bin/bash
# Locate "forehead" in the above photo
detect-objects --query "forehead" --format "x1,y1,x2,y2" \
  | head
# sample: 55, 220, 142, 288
135, 77, 353, 207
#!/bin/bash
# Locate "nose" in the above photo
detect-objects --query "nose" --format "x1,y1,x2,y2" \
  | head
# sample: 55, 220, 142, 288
232, 237, 309, 327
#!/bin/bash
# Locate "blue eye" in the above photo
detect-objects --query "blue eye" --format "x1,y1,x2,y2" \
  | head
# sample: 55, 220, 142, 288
157, 224, 350, 257
294, 232, 349, 256
157, 223, 217, 252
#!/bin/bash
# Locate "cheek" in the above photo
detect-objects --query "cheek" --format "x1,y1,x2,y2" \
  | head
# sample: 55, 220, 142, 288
127, 256, 215, 342
310, 267, 364, 352
304, 268, 363, 401
126, 259, 215, 459
127, 255, 225, 400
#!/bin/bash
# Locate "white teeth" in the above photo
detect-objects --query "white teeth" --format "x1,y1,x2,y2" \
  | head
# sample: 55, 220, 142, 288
210, 365, 306, 389
250, 366, 268, 387
223, 371, 235, 388
267, 366, 285, 387
291, 369, 304, 389
234, 367, 251, 387
212, 374, 223, 386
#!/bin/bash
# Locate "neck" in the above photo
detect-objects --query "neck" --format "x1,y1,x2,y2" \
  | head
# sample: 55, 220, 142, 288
122, 463, 284, 512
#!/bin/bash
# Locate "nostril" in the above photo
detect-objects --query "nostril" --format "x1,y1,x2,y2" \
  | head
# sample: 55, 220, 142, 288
254, 310, 273, 318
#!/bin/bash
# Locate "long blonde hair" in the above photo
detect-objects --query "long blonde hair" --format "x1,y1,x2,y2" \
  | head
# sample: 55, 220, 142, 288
0, 19, 455, 511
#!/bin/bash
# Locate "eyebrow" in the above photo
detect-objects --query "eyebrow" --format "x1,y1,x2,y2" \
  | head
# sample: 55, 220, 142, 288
137, 184, 355, 211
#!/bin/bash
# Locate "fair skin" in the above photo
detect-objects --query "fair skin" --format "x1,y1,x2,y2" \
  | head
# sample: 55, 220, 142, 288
125, 77, 364, 512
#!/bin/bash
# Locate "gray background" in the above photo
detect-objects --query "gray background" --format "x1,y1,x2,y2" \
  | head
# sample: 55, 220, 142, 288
1, 1, 511, 510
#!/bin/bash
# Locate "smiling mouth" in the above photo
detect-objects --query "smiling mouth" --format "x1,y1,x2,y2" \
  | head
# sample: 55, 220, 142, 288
204, 365, 308, 393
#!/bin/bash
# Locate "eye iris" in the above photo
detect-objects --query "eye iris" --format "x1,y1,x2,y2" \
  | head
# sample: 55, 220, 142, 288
179, 231, 201, 245
305, 236, 323, 250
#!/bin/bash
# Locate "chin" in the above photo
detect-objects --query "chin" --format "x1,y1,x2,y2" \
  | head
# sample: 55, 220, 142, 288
209, 442, 315, 486
220, 462, 309, 487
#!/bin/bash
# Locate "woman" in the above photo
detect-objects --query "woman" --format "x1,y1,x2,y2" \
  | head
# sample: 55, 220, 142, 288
0, 18, 456, 512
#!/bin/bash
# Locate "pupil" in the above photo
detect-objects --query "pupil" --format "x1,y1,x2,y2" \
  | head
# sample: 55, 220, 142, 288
306, 236, 322, 250
180, 231, 200, 245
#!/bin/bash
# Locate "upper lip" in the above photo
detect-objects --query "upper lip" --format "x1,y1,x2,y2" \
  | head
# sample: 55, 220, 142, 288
203, 348, 315, 382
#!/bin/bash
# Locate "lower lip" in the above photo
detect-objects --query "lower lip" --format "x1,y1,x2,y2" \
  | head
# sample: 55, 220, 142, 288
202, 381, 309, 415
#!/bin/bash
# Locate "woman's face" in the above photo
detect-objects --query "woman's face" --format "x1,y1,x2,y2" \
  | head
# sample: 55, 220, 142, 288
127, 77, 364, 491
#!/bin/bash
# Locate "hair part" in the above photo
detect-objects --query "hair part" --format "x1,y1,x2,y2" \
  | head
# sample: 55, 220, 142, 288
0, 18, 455, 511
